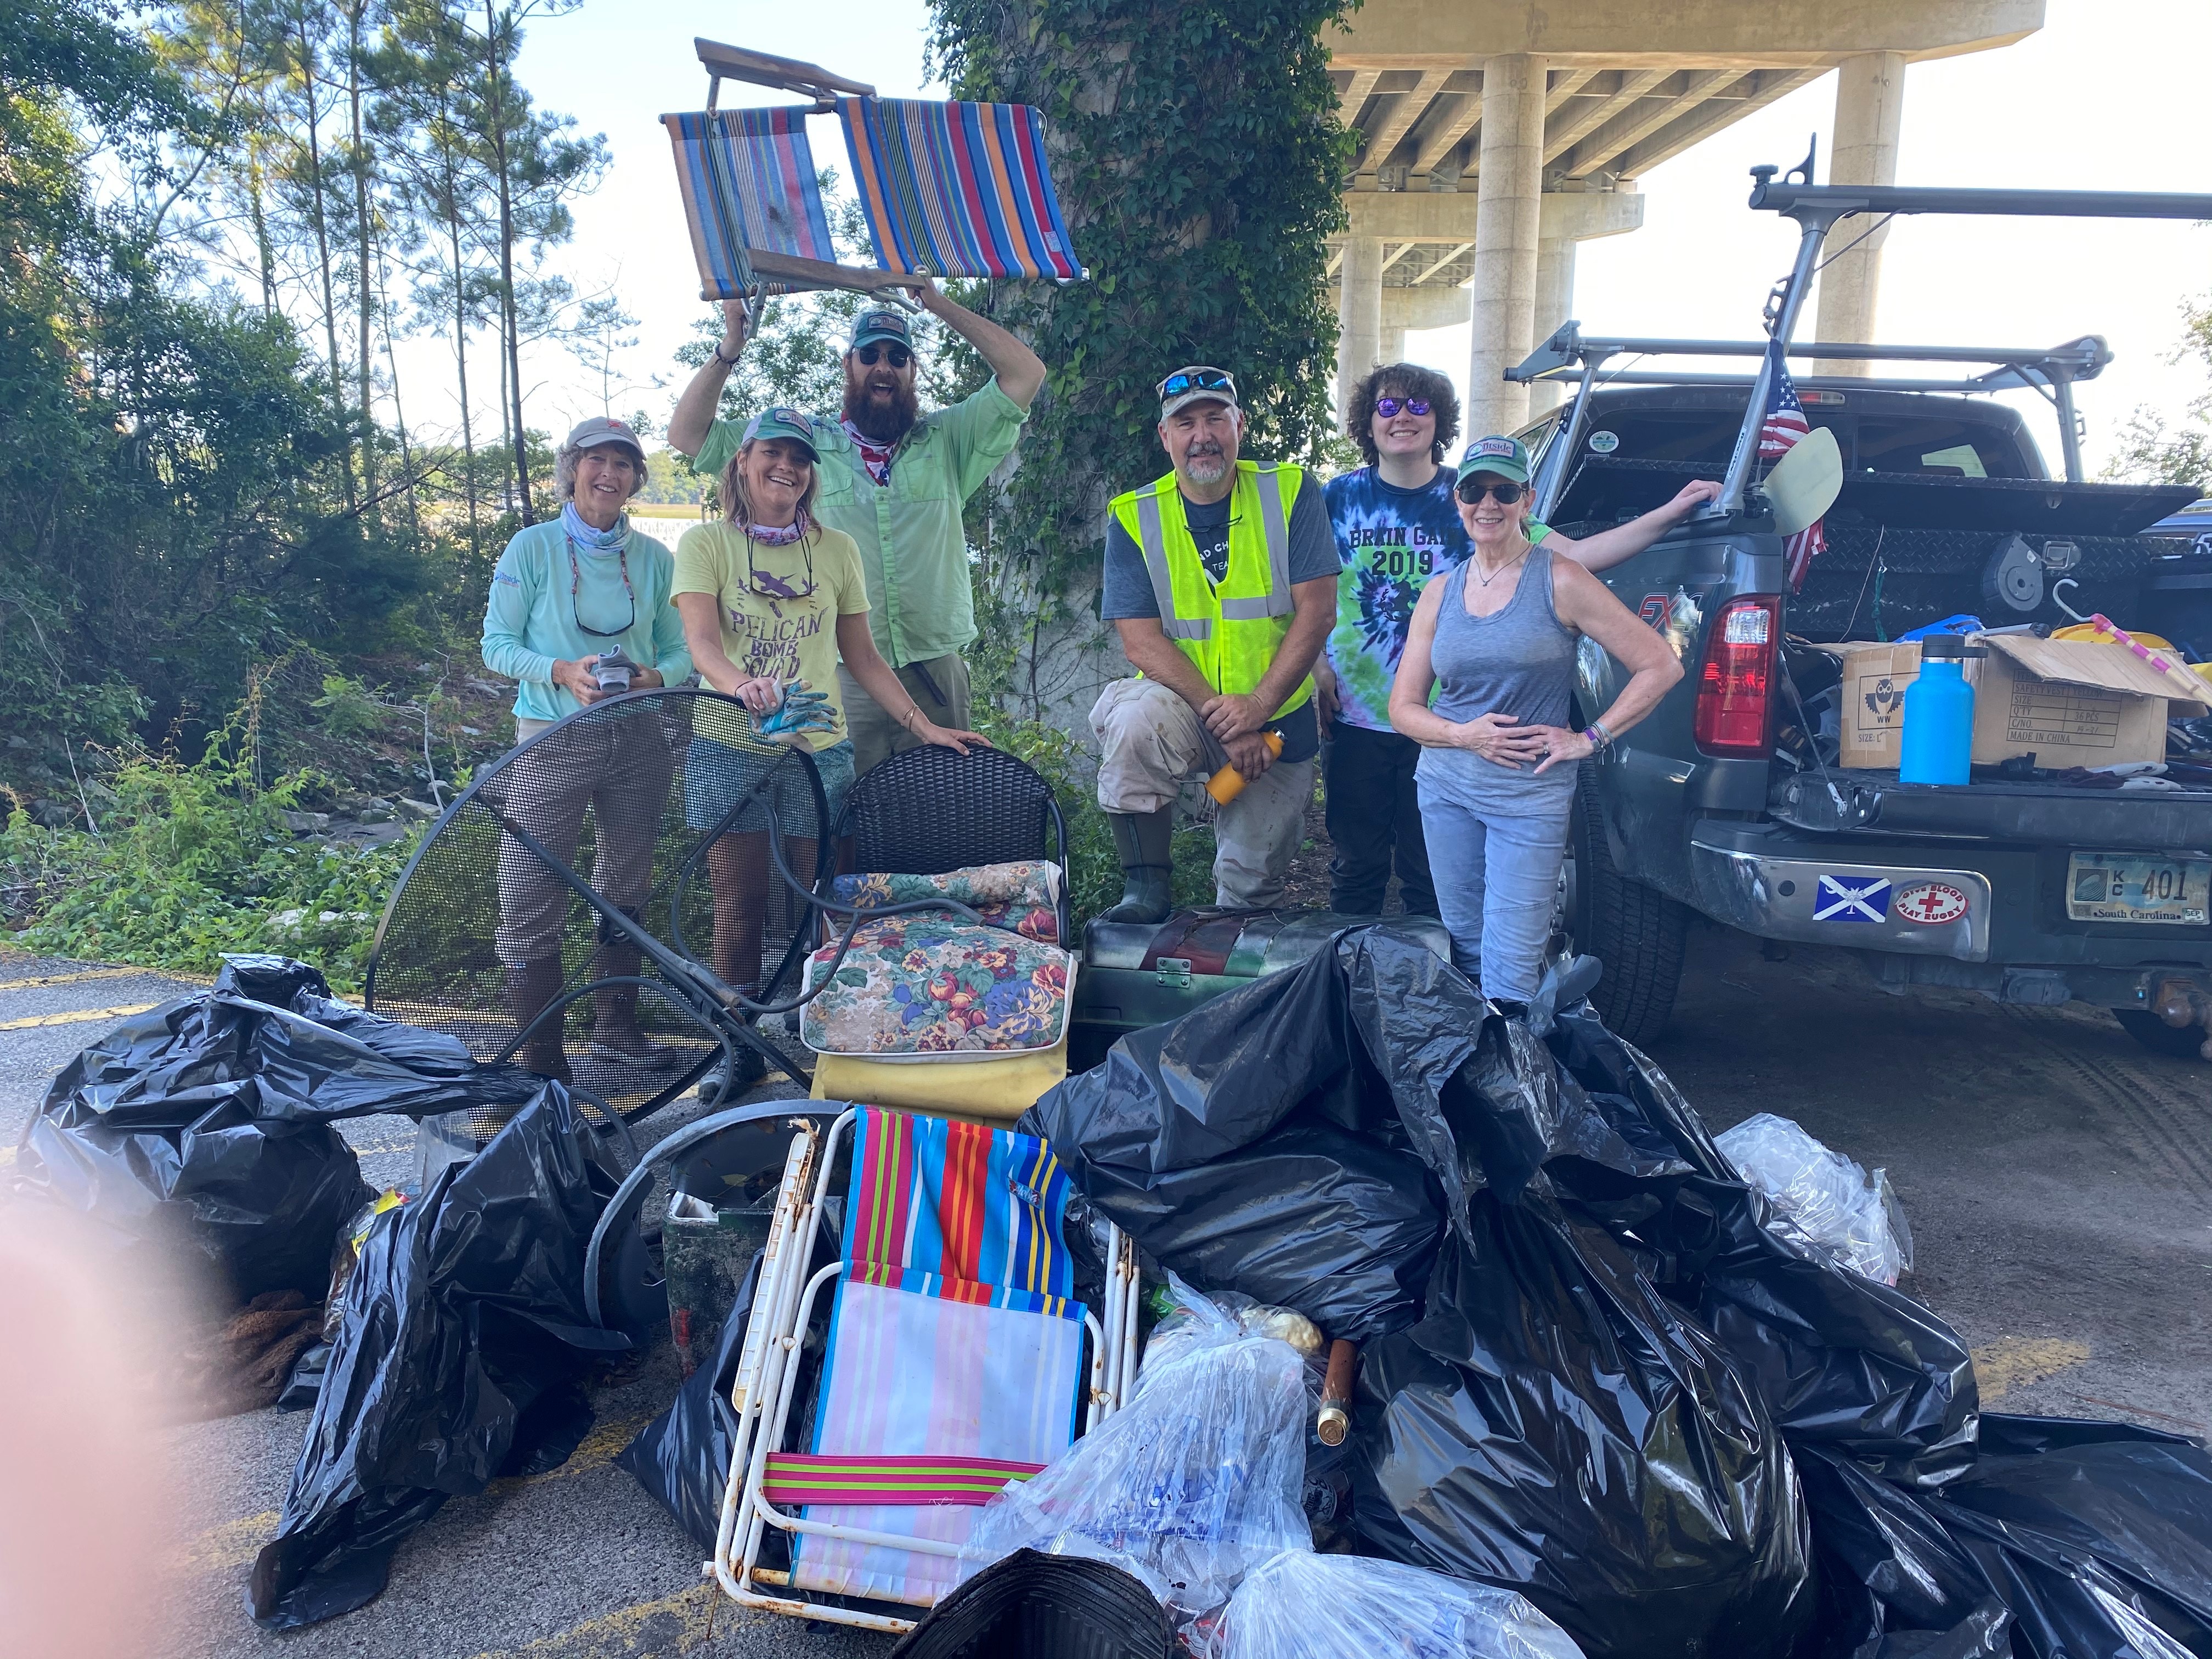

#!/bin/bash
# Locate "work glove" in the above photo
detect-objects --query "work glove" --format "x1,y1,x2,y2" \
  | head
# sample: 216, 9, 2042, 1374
757, 679, 835, 737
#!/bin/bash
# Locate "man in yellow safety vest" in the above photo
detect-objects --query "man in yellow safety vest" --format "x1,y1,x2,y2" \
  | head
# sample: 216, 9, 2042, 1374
1091, 366, 1339, 923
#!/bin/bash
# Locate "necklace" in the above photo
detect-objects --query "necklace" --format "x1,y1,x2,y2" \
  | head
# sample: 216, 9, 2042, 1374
1470, 544, 1531, 588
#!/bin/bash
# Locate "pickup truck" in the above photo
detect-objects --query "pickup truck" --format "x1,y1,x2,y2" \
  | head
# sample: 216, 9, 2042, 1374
1513, 176, 2212, 1057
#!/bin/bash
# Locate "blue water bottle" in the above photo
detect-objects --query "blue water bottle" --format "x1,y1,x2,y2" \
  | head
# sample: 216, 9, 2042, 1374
1898, 634, 1982, 785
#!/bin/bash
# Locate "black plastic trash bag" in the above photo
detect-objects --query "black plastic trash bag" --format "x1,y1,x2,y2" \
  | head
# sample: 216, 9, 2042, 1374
1032, 933, 1816, 1658
1025, 929, 1447, 1342
14, 955, 547, 1303
247, 1086, 629, 1629
1542, 1007, 1978, 1487
617, 1248, 763, 1551
1799, 1417, 2212, 1659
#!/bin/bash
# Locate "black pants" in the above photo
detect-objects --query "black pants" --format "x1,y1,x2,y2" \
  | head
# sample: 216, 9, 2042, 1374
1323, 720, 1437, 917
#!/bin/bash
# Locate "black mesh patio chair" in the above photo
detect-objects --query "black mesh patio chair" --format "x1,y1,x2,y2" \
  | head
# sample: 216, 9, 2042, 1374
834, 745, 1073, 945
365, 688, 833, 1123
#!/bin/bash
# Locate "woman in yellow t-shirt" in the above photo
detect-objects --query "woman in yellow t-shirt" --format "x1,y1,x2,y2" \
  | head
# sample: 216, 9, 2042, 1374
674, 407, 989, 1023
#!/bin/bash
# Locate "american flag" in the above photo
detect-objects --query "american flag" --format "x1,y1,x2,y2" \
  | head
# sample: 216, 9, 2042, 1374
1759, 336, 1826, 591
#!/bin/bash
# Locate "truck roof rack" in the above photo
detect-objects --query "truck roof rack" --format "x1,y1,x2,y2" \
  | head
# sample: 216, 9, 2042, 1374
1509, 325, 2112, 398
1522, 173, 2212, 516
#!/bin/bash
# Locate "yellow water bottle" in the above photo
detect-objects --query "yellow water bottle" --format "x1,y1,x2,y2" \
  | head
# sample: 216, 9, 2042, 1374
1206, 731, 1284, 805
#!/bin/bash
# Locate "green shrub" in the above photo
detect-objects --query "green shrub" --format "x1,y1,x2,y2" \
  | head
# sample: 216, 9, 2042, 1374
1, 746, 420, 995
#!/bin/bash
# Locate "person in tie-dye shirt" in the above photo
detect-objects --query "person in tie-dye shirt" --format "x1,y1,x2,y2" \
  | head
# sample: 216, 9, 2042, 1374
1318, 364, 1721, 916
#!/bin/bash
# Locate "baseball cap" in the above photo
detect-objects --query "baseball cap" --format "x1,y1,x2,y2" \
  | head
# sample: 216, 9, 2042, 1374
1455, 435, 1532, 486
1158, 365, 1239, 421
848, 308, 915, 353
565, 415, 646, 462
740, 406, 821, 461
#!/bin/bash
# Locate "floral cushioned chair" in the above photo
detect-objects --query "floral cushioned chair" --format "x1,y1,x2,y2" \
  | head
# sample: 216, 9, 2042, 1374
800, 865, 1073, 1058
800, 752, 1078, 1118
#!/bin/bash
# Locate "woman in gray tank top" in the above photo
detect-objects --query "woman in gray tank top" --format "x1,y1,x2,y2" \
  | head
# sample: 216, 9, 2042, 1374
1388, 436, 1684, 1009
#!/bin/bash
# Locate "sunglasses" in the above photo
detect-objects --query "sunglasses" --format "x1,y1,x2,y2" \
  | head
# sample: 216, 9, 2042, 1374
1455, 479, 1525, 505
1374, 397, 1431, 419
855, 344, 911, 369
1159, 366, 1235, 401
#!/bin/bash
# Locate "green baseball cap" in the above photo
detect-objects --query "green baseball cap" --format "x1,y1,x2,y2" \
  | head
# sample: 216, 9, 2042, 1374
1455, 435, 1532, 486
848, 307, 915, 354
741, 406, 821, 461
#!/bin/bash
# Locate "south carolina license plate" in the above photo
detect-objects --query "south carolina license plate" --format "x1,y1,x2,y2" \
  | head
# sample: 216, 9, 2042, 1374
2066, 852, 2211, 925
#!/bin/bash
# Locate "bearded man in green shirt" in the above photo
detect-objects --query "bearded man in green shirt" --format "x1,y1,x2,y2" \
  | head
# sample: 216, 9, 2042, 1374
668, 283, 1046, 774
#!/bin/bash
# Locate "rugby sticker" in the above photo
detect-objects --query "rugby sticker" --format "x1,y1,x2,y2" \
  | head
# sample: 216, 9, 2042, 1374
1894, 882, 1969, 926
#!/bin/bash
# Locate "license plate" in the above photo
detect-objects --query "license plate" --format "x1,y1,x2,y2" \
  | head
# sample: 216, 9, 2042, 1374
2066, 852, 2212, 925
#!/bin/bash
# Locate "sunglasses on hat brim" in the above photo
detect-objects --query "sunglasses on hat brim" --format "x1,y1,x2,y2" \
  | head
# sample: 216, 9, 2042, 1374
1158, 367, 1235, 401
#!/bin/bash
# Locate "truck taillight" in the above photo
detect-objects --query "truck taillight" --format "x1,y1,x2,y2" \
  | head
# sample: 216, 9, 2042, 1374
1694, 595, 1782, 757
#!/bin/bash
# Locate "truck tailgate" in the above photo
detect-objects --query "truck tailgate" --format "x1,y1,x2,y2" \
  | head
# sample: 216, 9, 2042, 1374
1771, 769, 2212, 850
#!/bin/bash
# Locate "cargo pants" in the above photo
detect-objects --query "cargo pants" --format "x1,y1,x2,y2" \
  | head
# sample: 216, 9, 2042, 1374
1090, 677, 1314, 910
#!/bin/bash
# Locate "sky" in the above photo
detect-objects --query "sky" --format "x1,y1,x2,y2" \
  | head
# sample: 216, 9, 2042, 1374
426, 0, 2211, 477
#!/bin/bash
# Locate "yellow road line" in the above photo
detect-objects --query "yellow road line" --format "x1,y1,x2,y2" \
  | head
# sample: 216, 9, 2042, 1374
1972, 1336, 2092, 1401
471, 1584, 730, 1659
485, 1409, 659, 1497
170, 1510, 280, 1576
0, 966, 188, 990
0, 1002, 162, 1031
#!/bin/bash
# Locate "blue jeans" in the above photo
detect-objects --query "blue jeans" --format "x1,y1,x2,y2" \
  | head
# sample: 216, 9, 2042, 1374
1416, 763, 1572, 1003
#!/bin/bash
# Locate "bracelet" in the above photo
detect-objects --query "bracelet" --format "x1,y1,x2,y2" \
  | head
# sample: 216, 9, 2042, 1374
902, 706, 923, 732
1585, 720, 1612, 751
712, 341, 742, 366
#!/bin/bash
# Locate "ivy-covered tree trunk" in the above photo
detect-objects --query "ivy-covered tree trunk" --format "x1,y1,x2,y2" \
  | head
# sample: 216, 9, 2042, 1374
927, 0, 1354, 727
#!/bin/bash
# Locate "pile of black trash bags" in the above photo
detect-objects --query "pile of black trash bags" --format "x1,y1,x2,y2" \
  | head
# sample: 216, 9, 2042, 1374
1023, 930, 2212, 1659
12, 956, 625, 1629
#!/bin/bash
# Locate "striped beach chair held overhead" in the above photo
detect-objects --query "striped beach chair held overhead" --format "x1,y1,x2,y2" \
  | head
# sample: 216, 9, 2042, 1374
662, 105, 839, 302
834, 96, 1084, 281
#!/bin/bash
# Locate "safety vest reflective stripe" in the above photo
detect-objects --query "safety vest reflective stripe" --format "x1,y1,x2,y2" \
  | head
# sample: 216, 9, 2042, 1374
1133, 491, 1210, 641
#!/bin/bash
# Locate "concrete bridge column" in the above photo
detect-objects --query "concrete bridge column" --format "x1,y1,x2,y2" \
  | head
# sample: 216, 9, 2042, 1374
1530, 236, 1578, 416
1336, 235, 1385, 431
1466, 52, 1547, 439
1814, 50, 1907, 373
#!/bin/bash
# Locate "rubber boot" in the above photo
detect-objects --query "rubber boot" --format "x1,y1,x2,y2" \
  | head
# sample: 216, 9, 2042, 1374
1099, 809, 1173, 926
505, 956, 573, 1082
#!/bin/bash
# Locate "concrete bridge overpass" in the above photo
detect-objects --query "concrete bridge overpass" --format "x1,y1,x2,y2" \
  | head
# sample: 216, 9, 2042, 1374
1328, 1, 2045, 433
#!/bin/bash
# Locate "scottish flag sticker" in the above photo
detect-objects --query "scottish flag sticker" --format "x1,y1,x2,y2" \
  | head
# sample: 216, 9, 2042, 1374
1815, 874, 1891, 923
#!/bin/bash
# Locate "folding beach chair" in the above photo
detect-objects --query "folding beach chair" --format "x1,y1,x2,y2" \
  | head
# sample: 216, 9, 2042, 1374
663, 40, 1086, 318
713, 1107, 1141, 1634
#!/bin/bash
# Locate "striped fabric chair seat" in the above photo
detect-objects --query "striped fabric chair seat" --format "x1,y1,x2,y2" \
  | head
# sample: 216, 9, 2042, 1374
662, 105, 839, 301
835, 96, 1081, 280
782, 1108, 1087, 1607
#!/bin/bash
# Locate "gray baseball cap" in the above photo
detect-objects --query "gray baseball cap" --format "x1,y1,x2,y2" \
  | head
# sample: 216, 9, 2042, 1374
565, 415, 646, 462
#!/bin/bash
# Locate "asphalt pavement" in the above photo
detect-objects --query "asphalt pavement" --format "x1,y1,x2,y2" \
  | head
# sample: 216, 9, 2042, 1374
3, 930, 2208, 1657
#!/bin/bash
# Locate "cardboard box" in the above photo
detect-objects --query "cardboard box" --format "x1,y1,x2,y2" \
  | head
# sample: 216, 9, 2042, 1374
1810, 636, 2212, 771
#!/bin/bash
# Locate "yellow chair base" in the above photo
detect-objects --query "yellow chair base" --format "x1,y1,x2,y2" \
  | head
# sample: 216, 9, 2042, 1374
808, 1031, 1068, 1125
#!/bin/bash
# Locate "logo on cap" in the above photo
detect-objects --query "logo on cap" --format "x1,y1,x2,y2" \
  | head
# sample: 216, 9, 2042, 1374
1471, 437, 1516, 459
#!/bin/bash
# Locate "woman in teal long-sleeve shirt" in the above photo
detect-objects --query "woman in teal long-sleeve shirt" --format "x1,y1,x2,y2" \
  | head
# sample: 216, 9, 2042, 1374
479, 416, 694, 1081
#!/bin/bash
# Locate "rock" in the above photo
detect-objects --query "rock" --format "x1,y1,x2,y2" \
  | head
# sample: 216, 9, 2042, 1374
267, 908, 307, 936
27, 799, 78, 830
354, 799, 396, 825
332, 821, 409, 848
398, 798, 440, 822
280, 809, 331, 836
